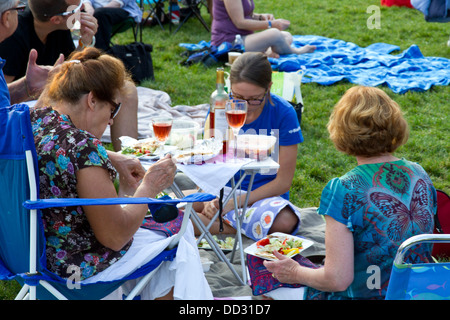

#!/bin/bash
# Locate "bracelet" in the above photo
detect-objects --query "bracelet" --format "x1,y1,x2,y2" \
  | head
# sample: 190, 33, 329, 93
24, 77, 37, 100
79, 36, 96, 48
267, 20, 272, 29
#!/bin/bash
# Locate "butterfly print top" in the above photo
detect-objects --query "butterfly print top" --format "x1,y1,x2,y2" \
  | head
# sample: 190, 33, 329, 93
307, 159, 437, 300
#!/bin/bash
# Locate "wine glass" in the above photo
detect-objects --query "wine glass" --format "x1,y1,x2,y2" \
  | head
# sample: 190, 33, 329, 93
151, 116, 173, 154
225, 99, 247, 161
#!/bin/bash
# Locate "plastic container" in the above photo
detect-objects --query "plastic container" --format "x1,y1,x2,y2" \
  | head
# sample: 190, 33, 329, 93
200, 257, 213, 273
232, 134, 277, 160
167, 119, 200, 149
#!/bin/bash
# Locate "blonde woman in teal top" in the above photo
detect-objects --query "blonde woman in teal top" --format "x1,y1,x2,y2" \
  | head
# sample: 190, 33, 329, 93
263, 86, 437, 300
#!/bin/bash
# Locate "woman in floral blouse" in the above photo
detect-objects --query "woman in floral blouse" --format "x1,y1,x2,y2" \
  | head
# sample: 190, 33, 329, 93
262, 86, 437, 300
30, 47, 212, 300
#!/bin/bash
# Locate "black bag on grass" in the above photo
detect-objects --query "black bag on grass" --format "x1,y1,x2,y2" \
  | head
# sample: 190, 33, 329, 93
107, 42, 154, 84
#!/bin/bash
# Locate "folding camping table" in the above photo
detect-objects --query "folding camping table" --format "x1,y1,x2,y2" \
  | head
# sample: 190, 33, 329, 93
167, 158, 280, 285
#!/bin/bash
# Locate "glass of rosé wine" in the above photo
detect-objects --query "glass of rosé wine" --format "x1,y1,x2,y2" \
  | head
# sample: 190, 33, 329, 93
151, 116, 173, 153
225, 99, 247, 161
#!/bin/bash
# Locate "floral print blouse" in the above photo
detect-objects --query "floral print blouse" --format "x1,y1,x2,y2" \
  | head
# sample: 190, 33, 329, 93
30, 107, 132, 280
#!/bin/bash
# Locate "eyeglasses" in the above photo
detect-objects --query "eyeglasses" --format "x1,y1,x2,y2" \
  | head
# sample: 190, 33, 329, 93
229, 88, 268, 105
4, 2, 26, 13
108, 100, 122, 119
44, 0, 82, 17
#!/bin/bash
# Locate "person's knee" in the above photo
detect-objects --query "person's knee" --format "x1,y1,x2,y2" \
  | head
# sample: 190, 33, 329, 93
269, 207, 299, 234
265, 28, 283, 40
281, 31, 293, 45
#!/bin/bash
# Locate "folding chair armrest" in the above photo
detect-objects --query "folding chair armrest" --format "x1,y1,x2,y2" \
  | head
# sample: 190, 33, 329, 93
167, 202, 193, 250
23, 193, 215, 210
394, 234, 450, 265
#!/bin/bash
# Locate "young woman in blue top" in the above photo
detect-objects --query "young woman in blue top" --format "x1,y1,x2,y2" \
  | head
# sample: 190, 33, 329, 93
196, 52, 303, 241
263, 86, 436, 300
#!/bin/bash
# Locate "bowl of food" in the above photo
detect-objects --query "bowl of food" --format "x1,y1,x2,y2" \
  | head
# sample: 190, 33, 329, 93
166, 119, 200, 149
232, 134, 277, 160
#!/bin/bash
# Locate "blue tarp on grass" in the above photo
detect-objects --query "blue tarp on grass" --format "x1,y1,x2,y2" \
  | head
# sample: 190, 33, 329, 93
181, 35, 450, 94
270, 35, 450, 94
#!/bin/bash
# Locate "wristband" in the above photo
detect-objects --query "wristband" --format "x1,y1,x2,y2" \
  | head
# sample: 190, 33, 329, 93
267, 20, 272, 29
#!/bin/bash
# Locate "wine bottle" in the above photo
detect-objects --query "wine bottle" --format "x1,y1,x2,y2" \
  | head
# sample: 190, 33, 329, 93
209, 67, 229, 154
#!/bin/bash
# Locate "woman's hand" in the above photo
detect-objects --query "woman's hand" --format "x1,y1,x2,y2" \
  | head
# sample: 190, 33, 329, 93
200, 199, 219, 219
259, 13, 274, 21
107, 151, 146, 196
272, 19, 290, 31
201, 194, 242, 220
141, 154, 177, 197
263, 250, 301, 284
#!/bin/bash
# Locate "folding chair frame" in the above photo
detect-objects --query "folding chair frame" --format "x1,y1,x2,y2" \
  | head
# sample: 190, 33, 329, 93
12, 150, 202, 300
173, 0, 210, 35
111, 17, 138, 44
386, 233, 450, 300
394, 234, 450, 265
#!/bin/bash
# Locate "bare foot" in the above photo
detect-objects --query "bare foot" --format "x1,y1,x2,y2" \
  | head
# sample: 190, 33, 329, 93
294, 45, 316, 55
264, 48, 280, 59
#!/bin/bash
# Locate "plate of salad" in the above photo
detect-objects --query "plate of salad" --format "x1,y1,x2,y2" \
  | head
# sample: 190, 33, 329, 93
197, 235, 237, 251
244, 232, 313, 260
119, 136, 160, 158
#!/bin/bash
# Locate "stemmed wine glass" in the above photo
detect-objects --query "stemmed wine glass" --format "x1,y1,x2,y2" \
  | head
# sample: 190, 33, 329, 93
151, 116, 173, 154
225, 99, 247, 161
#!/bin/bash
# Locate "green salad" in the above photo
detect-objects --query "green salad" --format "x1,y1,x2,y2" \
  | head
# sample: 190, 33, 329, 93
198, 236, 235, 250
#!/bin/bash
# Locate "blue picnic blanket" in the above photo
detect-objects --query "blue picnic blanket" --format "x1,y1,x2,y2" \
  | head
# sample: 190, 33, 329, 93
180, 35, 450, 94
272, 35, 450, 94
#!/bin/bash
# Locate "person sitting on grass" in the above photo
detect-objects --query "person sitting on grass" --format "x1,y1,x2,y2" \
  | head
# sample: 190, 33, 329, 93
210, 0, 315, 58
194, 52, 303, 241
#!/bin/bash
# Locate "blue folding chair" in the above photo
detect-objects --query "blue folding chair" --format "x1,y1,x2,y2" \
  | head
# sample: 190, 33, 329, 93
386, 234, 450, 300
0, 104, 215, 300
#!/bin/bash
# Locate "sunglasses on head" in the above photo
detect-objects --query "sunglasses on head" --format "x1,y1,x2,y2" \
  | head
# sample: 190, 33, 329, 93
43, 0, 83, 17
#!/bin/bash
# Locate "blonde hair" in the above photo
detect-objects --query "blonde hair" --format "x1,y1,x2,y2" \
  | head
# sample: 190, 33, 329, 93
327, 86, 409, 157
46, 47, 129, 104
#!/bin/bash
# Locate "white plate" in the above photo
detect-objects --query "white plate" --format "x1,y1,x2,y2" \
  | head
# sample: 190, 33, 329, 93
244, 232, 313, 261
119, 136, 160, 157
172, 138, 223, 164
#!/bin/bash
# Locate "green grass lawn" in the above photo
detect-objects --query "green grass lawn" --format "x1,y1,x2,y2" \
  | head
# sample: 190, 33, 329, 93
131, 0, 449, 208
1, 0, 449, 299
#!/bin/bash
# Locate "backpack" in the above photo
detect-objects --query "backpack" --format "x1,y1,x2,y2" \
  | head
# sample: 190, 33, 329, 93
179, 41, 239, 67
433, 189, 450, 258
107, 42, 155, 84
